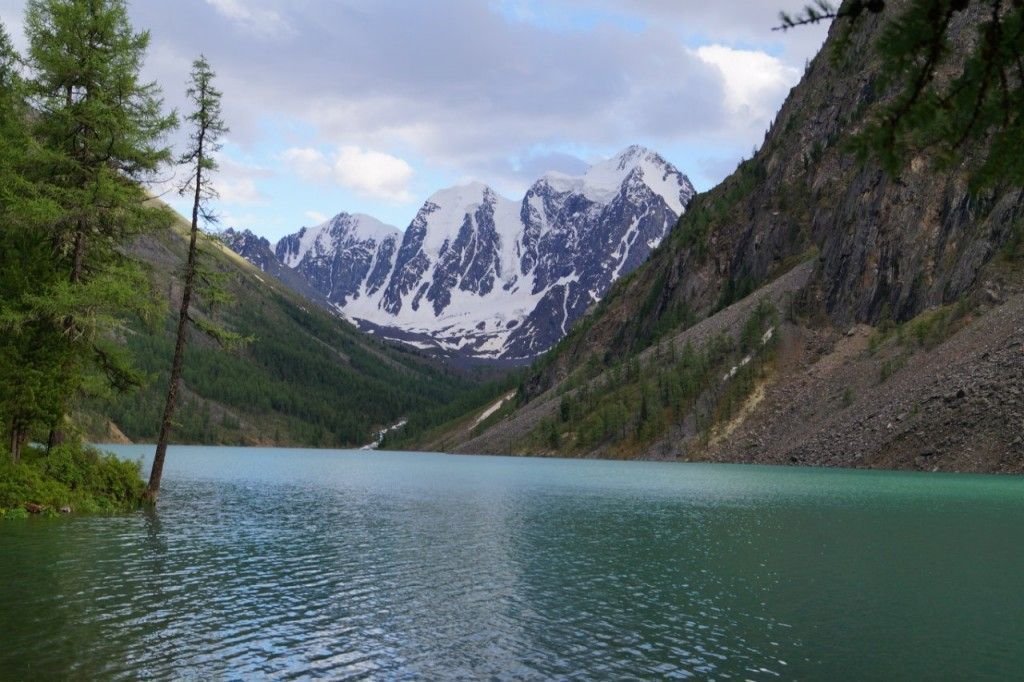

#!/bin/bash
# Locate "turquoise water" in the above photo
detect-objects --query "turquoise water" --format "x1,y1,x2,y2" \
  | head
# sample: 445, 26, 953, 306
1, 446, 1022, 679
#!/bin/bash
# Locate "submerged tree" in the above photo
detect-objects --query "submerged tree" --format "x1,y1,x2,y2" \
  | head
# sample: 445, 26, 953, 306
778, 0, 1024, 189
148, 56, 239, 499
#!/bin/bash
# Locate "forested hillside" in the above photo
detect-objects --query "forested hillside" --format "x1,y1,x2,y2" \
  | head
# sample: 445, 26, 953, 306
79, 207, 492, 447
0, 0, 503, 460
410, 0, 1024, 473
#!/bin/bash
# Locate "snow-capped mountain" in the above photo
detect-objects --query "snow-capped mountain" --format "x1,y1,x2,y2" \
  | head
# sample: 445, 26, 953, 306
275, 213, 401, 308
227, 145, 695, 361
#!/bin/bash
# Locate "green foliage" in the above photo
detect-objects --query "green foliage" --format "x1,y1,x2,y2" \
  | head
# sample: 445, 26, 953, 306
849, 0, 1024, 190
0, 443, 144, 516
90, 247, 485, 447
785, 0, 1024, 190
0, 24, 67, 451
878, 355, 907, 384
559, 395, 573, 422
531, 301, 779, 456
2, 1, 178, 462
671, 157, 767, 261
383, 371, 523, 449
543, 418, 561, 450
148, 55, 236, 495
899, 301, 972, 350
740, 298, 779, 352
634, 268, 697, 349
716, 274, 757, 312
869, 300, 972, 356
777, 0, 886, 30
867, 301, 972, 385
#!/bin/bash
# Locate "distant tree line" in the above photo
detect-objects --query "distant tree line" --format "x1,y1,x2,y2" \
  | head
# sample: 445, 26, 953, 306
532, 300, 780, 457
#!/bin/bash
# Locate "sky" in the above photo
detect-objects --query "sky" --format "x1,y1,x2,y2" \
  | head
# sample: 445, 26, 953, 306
0, 1, 829, 241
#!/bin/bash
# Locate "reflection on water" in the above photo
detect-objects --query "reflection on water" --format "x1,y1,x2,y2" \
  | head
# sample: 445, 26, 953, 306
1, 447, 1023, 679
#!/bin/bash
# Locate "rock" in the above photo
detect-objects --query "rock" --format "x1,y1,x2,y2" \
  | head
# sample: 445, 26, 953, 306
59, 506, 72, 515
944, 388, 967, 403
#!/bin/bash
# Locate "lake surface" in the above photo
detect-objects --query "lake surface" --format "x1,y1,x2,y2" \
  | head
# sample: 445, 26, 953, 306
2, 447, 1023, 680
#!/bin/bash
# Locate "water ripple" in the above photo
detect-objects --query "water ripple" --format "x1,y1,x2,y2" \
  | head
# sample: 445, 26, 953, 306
2, 446, 1023, 679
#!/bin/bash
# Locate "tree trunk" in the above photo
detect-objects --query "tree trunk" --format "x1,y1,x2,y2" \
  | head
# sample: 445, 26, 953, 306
46, 427, 65, 454
147, 130, 205, 500
10, 424, 22, 464
70, 224, 85, 284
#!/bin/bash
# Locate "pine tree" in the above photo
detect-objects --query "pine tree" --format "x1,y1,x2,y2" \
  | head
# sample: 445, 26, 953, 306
18, 0, 177, 446
26, 0, 177, 277
148, 56, 239, 499
0, 23, 67, 462
25, 3, 175, 315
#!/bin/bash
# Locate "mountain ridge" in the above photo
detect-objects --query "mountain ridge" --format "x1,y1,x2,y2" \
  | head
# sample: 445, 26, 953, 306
225, 145, 696, 361
395, 0, 1024, 474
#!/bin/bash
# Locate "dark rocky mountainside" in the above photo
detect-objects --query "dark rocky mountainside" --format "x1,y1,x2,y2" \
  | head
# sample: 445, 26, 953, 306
406, 1, 1024, 473
530, 2, 1022, 389
219, 228, 331, 307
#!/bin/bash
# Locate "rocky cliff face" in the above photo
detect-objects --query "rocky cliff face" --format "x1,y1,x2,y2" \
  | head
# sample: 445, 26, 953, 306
226, 146, 695, 362
527, 0, 1023, 392
275, 213, 401, 308
219, 228, 330, 307
426, 0, 1024, 473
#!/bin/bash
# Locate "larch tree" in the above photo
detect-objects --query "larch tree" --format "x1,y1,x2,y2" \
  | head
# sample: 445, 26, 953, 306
0, 23, 67, 462
20, 0, 177, 447
148, 56, 239, 499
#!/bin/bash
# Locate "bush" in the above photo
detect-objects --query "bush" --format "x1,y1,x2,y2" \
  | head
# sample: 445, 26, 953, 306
0, 443, 145, 516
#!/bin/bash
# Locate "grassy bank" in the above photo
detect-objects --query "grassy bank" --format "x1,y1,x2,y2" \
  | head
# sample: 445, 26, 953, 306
0, 444, 145, 518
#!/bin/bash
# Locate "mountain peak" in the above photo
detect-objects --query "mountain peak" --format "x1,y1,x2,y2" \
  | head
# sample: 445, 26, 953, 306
316, 212, 401, 241
277, 212, 400, 269
538, 145, 694, 214
611, 144, 657, 165
414, 182, 519, 254
240, 144, 693, 361
424, 181, 502, 209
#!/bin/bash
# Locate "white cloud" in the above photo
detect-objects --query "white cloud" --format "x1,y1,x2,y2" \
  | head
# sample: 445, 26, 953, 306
282, 145, 415, 203
217, 178, 267, 205
696, 45, 800, 124
203, 0, 293, 38
208, 152, 272, 206
305, 210, 329, 224
2, 0, 831, 212
333, 146, 414, 202
281, 147, 331, 183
